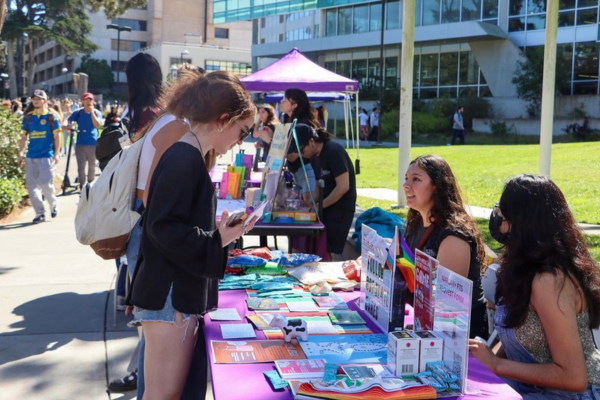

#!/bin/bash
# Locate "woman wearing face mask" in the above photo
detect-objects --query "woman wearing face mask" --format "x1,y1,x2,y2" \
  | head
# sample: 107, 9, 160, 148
127, 71, 257, 400
470, 174, 600, 399
403, 154, 488, 339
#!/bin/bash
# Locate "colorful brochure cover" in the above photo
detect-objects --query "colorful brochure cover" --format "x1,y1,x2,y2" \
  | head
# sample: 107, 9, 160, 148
274, 359, 327, 380
314, 295, 348, 309
246, 313, 277, 330
414, 249, 438, 331
299, 334, 388, 364
328, 310, 366, 325
211, 339, 306, 364
246, 297, 280, 310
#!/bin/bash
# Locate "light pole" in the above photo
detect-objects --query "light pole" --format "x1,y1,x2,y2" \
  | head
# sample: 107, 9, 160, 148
0, 73, 8, 99
180, 50, 190, 66
107, 23, 132, 95
61, 67, 68, 97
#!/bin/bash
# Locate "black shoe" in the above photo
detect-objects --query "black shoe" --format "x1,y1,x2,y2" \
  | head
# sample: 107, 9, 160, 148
107, 369, 137, 392
32, 214, 45, 223
51, 206, 58, 218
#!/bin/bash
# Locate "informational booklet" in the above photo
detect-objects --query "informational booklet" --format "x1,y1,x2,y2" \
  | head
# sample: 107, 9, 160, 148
211, 339, 306, 364
287, 301, 319, 312
246, 297, 280, 310
220, 323, 257, 339
246, 313, 276, 330
299, 334, 388, 364
275, 359, 327, 380
341, 364, 394, 380
328, 310, 366, 325
313, 295, 348, 309
207, 308, 242, 321
305, 320, 338, 334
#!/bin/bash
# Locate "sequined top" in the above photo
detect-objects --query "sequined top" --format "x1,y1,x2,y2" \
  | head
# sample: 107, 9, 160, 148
515, 309, 600, 385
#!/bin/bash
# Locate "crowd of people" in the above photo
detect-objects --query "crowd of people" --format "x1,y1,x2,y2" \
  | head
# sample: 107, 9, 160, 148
13, 51, 600, 400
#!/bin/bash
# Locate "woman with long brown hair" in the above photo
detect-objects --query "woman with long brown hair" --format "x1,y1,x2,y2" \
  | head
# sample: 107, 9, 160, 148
127, 70, 257, 400
403, 154, 488, 339
470, 175, 600, 399
252, 104, 280, 162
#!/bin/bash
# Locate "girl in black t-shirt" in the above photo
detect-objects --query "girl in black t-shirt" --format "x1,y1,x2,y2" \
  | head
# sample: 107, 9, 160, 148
252, 104, 279, 162
295, 126, 357, 257
403, 154, 488, 339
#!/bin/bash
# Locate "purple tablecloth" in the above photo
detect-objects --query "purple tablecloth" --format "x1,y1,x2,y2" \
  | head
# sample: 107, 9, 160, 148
205, 290, 522, 400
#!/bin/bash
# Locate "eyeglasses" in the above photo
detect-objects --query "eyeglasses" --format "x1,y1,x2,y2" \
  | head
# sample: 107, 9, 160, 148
493, 202, 506, 221
233, 119, 251, 141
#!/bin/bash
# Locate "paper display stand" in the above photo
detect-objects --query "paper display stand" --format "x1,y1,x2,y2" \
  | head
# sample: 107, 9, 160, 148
413, 250, 472, 396
359, 225, 406, 333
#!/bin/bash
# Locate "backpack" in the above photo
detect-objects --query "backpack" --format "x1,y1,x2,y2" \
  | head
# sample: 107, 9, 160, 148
96, 121, 128, 170
449, 113, 455, 127
74, 136, 146, 259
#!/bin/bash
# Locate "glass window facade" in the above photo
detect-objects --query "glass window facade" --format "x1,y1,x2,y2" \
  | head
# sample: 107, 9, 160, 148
215, 28, 229, 39
111, 40, 148, 51
205, 60, 252, 77
110, 18, 147, 31
509, 0, 598, 31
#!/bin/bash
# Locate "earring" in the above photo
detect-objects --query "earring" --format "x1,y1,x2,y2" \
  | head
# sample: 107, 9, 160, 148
217, 128, 223, 133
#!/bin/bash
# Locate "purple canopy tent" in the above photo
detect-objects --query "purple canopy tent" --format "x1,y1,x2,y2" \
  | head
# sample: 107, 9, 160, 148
241, 48, 361, 160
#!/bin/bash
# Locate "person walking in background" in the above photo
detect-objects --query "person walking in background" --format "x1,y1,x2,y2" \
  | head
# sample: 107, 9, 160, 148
318, 104, 328, 129
369, 107, 379, 141
64, 92, 103, 190
450, 105, 465, 145
358, 108, 369, 141
17, 89, 61, 223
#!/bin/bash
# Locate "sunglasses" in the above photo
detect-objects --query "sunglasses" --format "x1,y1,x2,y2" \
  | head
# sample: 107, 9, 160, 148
233, 119, 251, 141
493, 202, 506, 221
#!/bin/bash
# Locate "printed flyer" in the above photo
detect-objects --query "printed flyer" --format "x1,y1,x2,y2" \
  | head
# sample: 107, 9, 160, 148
211, 339, 306, 364
414, 249, 438, 331
434, 265, 473, 392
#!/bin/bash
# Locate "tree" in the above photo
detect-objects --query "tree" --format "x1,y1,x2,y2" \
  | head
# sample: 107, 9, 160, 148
75, 55, 114, 92
512, 46, 571, 117
1, 0, 99, 96
86, 0, 148, 19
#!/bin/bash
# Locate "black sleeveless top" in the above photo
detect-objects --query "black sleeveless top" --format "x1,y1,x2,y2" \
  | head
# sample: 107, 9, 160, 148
405, 221, 488, 339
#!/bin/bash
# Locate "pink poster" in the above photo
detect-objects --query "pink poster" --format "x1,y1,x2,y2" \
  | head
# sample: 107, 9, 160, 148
414, 249, 438, 331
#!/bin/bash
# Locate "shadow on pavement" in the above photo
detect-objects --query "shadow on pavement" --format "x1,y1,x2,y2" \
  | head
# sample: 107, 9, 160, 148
0, 266, 17, 275
0, 222, 36, 230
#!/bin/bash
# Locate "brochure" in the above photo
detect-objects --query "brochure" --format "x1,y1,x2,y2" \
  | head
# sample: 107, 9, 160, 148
274, 359, 327, 380
246, 313, 277, 330
220, 323, 257, 339
328, 310, 366, 325
299, 334, 388, 364
287, 301, 319, 312
207, 308, 242, 321
313, 295, 348, 309
414, 249, 438, 331
211, 339, 306, 364
246, 298, 280, 310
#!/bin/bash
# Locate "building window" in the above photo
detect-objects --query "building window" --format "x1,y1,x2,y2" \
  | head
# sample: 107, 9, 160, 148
353, 5, 369, 34
111, 40, 148, 51
326, 9, 337, 36
170, 57, 192, 66
111, 60, 128, 72
338, 7, 352, 35
386, 0, 400, 30
111, 18, 147, 31
205, 60, 252, 77
369, 2, 382, 32
215, 28, 229, 39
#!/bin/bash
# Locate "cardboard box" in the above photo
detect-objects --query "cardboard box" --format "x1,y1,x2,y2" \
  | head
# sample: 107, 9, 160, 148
387, 330, 419, 377
294, 211, 317, 222
410, 331, 444, 372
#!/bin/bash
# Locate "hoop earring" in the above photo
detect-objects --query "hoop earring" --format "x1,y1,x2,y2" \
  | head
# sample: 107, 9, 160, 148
217, 128, 223, 133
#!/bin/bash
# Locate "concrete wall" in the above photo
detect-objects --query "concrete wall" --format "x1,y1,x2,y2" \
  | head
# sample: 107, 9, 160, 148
488, 95, 600, 119
473, 118, 600, 136
470, 38, 523, 98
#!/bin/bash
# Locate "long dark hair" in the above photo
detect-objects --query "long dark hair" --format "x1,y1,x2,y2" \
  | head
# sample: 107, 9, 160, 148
405, 155, 486, 266
125, 53, 164, 133
284, 88, 319, 129
496, 174, 600, 329
260, 104, 280, 126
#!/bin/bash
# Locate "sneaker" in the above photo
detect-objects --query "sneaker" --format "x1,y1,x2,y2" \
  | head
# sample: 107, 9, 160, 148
32, 214, 45, 223
107, 369, 137, 392
51, 206, 58, 218
116, 295, 127, 311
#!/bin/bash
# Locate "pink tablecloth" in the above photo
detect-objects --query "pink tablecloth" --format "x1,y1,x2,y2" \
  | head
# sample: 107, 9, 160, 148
205, 290, 522, 400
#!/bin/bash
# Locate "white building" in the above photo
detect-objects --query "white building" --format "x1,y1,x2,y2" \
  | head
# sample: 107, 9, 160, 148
30, 0, 252, 97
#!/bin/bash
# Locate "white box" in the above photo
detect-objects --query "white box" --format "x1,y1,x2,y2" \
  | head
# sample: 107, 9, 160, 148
387, 330, 419, 377
410, 330, 444, 372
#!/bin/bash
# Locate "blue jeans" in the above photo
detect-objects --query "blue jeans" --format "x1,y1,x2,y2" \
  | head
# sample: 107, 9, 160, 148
115, 258, 127, 297
126, 198, 144, 278
451, 129, 465, 145
495, 304, 600, 399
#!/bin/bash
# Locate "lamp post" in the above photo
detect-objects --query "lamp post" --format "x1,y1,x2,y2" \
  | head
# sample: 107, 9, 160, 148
0, 73, 8, 99
180, 49, 190, 66
107, 23, 132, 95
61, 67, 68, 97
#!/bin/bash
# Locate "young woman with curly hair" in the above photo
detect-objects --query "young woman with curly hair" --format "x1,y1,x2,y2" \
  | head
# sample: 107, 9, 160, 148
403, 154, 488, 339
470, 174, 600, 399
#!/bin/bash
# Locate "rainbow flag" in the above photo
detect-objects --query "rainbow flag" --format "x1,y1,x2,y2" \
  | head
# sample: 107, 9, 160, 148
396, 235, 416, 293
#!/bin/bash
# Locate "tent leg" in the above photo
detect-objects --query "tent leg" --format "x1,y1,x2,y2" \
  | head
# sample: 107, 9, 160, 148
355, 92, 360, 175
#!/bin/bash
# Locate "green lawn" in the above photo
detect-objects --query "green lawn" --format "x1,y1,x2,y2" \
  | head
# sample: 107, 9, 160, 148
353, 141, 600, 224
356, 196, 600, 263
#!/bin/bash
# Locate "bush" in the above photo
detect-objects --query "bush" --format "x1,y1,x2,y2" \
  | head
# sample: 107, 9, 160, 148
0, 109, 26, 218
458, 96, 491, 129
380, 108, 399, 140
412, 111, 449, 134
0, 177, 24, 217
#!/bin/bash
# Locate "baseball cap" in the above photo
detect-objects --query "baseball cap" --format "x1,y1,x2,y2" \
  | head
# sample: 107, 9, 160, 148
32, 89, 48, 100
83, 92, 94, 100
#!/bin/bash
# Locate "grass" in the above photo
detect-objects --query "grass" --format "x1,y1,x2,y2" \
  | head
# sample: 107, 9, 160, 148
352, 141, 600, 224
357, 196, 600, 263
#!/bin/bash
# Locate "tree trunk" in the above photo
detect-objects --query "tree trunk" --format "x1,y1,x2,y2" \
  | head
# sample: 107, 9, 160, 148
26, 39, 36, 96
16, 36, 24, 96
0, 0, 7, 37
7, 40, 16, 99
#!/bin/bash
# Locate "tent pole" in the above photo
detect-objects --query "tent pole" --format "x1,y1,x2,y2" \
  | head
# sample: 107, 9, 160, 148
348, 99, 355, 149
334, 101, 338, 143
344, 99, 349, 149
355, 91, 360, 175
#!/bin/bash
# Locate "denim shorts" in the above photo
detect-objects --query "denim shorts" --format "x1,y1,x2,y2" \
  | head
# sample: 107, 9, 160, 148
125, 198, 144, 278
129, 285, 194, 328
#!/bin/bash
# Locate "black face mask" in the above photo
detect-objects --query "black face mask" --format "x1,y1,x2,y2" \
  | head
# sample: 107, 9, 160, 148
489, 205, 509, 244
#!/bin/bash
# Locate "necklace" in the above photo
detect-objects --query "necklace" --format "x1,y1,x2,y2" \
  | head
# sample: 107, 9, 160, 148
189, 131, 203, 155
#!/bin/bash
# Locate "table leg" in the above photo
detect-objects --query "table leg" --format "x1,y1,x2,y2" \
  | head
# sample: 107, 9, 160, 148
259, 236, 268, 248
